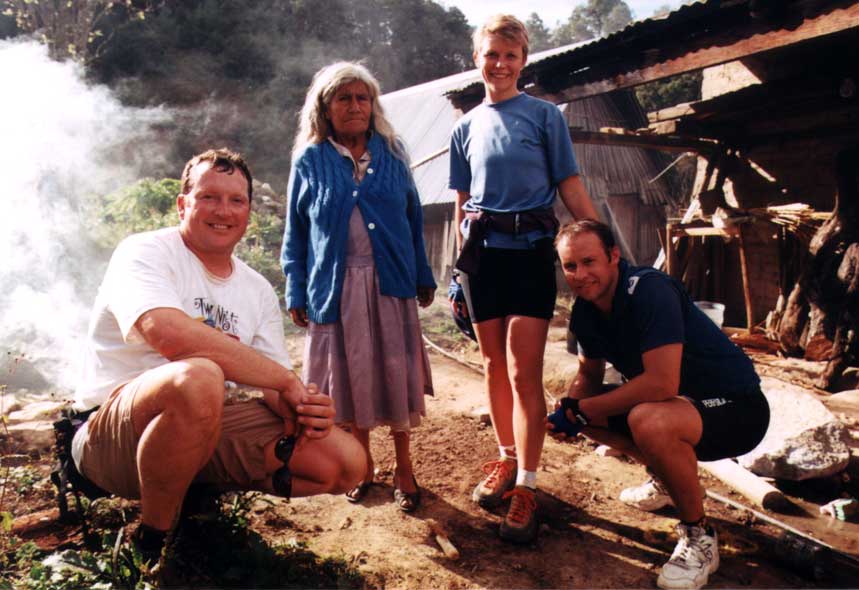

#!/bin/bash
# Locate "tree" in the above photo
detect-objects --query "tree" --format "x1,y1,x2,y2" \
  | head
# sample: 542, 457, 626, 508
348, 0, 472, 90
0, 9, 17, 38
635, 71, 701, 113
552, 0, 633, 45
10, 0, 474, 188
1, 0, 160, 63
525, 13, 552, 53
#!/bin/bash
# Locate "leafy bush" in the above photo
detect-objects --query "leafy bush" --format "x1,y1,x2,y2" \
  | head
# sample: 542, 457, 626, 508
92, 177, 287, 301
92, 178, 180, 248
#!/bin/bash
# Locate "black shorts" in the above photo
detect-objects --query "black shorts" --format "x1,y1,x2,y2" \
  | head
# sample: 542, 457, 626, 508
606, 386, 770, 462
464, 241, 557, 323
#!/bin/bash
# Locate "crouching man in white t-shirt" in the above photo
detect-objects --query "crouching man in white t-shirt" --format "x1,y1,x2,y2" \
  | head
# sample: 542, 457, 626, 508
71, 148, 365, 561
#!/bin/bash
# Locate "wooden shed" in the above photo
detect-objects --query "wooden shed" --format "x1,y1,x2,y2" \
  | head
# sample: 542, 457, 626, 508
444, 0, 859, 387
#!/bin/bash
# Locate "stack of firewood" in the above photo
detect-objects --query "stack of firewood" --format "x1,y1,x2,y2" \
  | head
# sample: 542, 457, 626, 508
749, 203, 830, 242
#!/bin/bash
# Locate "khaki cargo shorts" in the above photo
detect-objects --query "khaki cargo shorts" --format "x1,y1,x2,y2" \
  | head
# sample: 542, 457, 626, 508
75, 376, 286, 499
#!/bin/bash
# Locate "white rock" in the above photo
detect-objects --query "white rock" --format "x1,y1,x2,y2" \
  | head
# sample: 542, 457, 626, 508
7, 400, 66, 423
824, 390, 859, 418
738, 377, 851, 480
472, 406, 491, 425
595, 445, 624, 457
7, 420, 55, 450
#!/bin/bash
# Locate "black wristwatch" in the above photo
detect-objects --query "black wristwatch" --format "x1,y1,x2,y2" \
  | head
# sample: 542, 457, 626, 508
561, 397, 590, 426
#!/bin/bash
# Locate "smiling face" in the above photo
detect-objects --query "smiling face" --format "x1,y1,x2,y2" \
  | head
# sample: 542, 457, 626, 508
177, 161, 251, 272
557, 231, 621, 313
326, 80, 373, 142
474, 33, 526, 103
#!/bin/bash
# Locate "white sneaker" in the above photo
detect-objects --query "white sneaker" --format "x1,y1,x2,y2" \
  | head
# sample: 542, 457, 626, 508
619, 476, 673, 511
657, 523, 720, 590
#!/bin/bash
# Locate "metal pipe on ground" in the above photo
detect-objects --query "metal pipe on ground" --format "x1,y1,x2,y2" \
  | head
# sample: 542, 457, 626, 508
705, 489, 859, 584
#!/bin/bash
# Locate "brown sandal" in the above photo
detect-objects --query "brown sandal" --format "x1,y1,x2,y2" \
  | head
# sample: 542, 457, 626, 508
393, 475, 421, 512
346, 481, 372, 503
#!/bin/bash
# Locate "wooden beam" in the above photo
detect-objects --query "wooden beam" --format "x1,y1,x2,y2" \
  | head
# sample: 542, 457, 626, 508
673, 110, 859, 147
535, 2, 859, 103
671, 226, 739, 238
569, 129, 716, 154
648, 102, 698, 123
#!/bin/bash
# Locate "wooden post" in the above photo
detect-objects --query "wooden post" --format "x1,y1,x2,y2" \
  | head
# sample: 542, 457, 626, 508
666, 222, 678, 279
700, 459, 788, 511
737, 226, 754, 331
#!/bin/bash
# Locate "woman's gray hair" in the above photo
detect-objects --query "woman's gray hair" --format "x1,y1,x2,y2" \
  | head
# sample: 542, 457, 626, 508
291, 61, 407, 162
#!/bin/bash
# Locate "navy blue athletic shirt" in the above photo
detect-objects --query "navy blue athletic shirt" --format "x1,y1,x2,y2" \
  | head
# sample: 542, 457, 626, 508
570, 260, 760, 399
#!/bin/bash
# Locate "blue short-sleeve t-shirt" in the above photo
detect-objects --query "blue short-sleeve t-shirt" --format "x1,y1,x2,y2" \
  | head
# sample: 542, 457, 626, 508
570, 261, 760, 400
448, 93, 580, 213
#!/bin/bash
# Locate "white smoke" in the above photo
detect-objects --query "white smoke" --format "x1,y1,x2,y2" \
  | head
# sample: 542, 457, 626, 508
0, 39, 172, 397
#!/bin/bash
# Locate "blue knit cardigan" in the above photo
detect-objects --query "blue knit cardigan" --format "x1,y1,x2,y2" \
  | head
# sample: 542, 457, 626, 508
281, 133, 436, 324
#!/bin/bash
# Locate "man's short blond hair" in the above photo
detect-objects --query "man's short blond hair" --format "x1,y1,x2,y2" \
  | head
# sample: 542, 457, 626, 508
472, 14, 530, 61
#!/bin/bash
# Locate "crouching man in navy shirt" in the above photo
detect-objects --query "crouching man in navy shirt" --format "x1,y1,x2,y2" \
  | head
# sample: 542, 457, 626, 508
548, 220, 769, 590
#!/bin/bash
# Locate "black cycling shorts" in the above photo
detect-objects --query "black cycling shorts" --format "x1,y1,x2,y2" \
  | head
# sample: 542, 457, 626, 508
606, 386, 770, 462
465, 240, 557, 323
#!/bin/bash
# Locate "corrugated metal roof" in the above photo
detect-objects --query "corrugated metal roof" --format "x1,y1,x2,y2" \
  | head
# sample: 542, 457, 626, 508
380, 69, 477, 206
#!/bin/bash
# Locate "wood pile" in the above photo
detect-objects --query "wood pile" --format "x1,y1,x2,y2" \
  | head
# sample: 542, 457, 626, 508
748, 203, 830, 242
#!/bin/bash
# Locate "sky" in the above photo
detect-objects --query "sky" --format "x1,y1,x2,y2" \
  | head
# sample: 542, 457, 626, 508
440, 0, 684, 28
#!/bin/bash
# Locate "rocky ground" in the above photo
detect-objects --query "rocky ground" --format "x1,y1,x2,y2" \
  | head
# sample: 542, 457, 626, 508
2, 298, 859, 588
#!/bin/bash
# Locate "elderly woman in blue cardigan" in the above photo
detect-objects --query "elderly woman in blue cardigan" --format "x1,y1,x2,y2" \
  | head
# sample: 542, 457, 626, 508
281, 62, 436, 512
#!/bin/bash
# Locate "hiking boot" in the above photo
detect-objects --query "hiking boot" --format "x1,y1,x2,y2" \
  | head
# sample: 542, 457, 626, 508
471, 459, 517, 508
657, 523, 719, 590
620, 473, 673, 512
499, 486, 538, 544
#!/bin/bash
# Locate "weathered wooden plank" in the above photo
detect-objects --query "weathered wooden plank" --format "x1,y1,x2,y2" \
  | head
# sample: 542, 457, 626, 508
569, 129, 716, 153
647, 102, 697, 123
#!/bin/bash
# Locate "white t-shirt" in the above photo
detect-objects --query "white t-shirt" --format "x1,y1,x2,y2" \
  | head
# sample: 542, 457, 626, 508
73, 227, 290, 411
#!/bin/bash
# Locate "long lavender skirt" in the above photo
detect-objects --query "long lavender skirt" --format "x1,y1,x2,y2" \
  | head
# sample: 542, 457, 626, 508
303, 208, 432, 431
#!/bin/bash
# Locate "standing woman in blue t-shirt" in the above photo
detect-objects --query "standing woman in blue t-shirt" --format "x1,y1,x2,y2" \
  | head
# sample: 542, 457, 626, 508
448, 14, 598, 543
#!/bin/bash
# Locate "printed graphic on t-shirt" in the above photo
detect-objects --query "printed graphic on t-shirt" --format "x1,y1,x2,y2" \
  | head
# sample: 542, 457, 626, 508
627, 276, 640, 294
193, 296, 240, 339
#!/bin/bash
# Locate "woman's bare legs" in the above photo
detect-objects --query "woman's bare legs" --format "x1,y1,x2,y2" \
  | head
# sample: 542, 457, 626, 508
474, 318, 515, 453
505, 315, 550, 473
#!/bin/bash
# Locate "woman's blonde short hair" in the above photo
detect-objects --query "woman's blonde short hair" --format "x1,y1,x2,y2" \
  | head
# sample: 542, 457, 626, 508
291, 61, 405, 161
472, 14, 530, 61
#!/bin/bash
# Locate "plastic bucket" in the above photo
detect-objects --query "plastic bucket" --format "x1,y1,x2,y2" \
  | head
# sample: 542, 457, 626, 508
695, 301, 725, 328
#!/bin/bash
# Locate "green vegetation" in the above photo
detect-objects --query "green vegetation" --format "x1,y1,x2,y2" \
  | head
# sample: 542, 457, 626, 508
0, 492, 362, 589
94, 178, 179, 245
241, 209, 287, 301
91, 177, 286, 299
635, 71, 702, 113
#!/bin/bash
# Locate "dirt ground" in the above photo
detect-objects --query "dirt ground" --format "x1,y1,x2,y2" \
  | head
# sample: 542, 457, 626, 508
252, 304, 859, 590
4, 301, 859, 588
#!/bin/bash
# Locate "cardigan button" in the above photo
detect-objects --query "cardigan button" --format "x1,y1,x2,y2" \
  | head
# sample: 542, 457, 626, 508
367, 168, 374, 174
352, 190, 358, 197
367, 222, 376, 230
